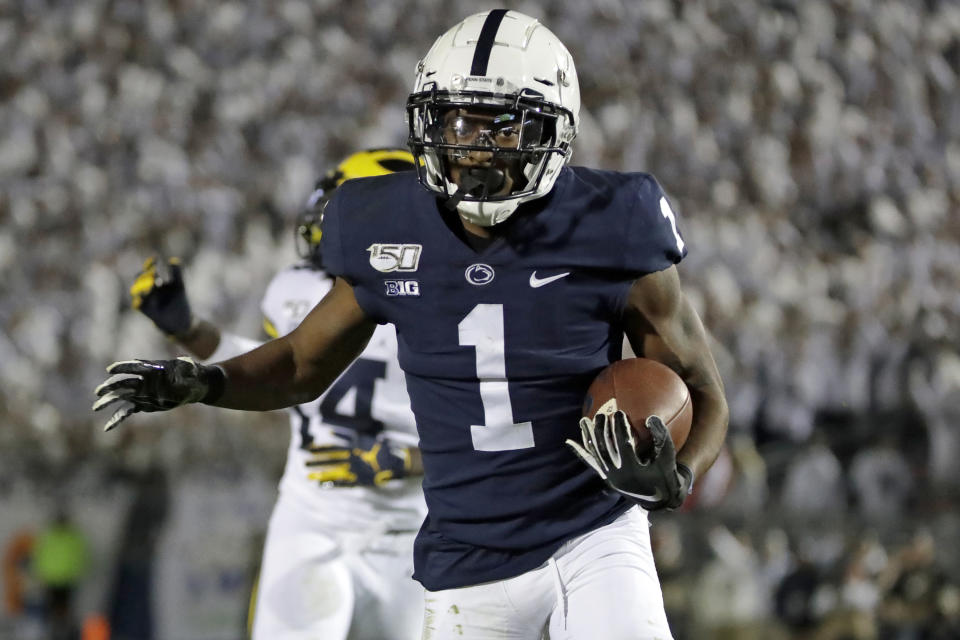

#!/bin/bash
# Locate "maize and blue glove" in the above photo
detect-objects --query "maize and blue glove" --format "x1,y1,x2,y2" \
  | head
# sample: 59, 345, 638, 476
306, 435, 413, 487
130, 256, 193, 337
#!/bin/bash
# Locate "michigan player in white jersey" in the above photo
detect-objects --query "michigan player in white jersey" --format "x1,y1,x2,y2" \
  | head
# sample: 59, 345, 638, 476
127, 149, 427, 640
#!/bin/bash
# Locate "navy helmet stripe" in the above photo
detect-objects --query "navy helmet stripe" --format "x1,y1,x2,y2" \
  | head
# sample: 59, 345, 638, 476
470, 9, 509, 76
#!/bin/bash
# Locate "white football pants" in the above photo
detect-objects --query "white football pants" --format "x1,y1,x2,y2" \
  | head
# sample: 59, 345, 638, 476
251, 490, 423, 640
421, 507, 672, 640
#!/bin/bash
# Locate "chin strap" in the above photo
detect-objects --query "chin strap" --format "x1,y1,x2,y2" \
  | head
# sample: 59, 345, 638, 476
444, 189, 466, 211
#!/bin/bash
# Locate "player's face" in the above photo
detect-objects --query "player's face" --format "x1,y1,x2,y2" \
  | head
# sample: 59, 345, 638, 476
440, 107, 539, 197
442, 109, 525, 149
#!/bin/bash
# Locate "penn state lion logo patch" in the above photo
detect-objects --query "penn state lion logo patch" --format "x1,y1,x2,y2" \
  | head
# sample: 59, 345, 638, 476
465, 264, 495, 285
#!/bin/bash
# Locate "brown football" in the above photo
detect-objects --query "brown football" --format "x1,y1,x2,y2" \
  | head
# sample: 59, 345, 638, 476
581, 358, 693, 457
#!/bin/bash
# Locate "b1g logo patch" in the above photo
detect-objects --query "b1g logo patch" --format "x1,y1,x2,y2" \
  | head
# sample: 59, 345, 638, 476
384, 280, 420, 296
368, 244, 422, 272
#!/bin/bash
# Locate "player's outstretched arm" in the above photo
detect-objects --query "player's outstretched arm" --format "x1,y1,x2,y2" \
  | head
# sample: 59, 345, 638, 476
94, 278, 376, 429
622, 265, 729, 487
208, 277, 377, 410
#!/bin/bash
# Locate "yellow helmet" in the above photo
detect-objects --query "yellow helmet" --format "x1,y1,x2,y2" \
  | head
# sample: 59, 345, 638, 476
297, 148, 416, 266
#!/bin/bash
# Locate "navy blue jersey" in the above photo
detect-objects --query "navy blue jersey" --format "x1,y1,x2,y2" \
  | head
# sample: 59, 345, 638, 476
322, 166, 686, 590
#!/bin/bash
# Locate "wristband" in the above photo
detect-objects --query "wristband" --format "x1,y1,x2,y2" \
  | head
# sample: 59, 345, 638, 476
200, 365, 227, 405
168, 316, 199, 342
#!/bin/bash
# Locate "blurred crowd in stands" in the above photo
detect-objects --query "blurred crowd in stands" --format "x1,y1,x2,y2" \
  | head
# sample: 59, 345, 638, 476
1, 0, 958, 637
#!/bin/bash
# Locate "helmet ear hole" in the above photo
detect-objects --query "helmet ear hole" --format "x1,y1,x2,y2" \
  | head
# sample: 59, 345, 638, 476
295, 209, 325, 268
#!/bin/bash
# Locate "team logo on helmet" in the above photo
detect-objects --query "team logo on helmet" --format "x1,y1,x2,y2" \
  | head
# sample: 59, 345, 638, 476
465, 264, 495, 286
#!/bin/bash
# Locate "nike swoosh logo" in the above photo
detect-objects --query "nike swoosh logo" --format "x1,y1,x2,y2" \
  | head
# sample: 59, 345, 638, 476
529, 271, 570, 288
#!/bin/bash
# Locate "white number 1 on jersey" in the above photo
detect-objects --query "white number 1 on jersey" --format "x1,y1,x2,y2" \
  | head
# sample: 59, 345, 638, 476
660, 196, 685, 253
458, 304, 535, 451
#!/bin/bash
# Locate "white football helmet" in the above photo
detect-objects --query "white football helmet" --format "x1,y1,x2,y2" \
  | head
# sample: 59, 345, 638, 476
407, 10, 580, 226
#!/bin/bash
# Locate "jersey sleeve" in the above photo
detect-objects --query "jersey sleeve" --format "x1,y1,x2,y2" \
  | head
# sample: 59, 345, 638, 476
318, 190, 347, 282
259, 266, 335, 337
624, 174, 687, 275
315, 185, 392, 324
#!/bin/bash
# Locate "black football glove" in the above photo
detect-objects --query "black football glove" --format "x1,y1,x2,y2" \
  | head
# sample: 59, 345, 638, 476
305, 435, 412, 487
567, 410, 693, 511
92, 357, 225, 431
130, 256, 193, 336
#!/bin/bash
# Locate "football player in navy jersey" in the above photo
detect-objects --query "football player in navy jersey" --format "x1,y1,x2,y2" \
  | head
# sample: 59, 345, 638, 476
95, 10, 728, 640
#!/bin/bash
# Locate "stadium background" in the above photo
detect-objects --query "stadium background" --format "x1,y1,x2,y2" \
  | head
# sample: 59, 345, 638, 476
1, 0, 958, 638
